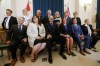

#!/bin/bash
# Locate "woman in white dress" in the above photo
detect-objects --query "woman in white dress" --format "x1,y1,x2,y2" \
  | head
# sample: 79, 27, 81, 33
27, 16, 46, 62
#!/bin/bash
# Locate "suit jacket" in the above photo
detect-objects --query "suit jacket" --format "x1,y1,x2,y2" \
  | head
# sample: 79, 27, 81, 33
43, 16, 49, 25
81, 24, 94, 35
71, 24, 83, 37
71, 17, 81, 25
59, 24, 71, 35
27, 23, 45, 47
6, 25, 27, 41
66, 17, 72, 25
2, 16, 17, 30
36, 16, 44, 24
45, 22, 59, 37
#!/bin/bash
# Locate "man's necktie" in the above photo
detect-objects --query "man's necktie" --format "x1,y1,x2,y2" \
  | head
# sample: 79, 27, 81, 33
18, 25, 22, 32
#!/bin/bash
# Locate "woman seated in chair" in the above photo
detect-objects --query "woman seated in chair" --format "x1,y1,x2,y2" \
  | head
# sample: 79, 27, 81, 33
59, 18, 74, 55
27, 16, 46, 62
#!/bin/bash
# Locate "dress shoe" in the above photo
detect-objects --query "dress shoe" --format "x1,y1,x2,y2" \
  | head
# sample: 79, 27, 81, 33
10, 59, 17, 66
66, 50, 71, 55
71, 52, 76, 56
60, 53, 67, 60
48, 56, 53, 64
20, 56, 25, 63
80, 50, 86, 56
83, 49, 91, 54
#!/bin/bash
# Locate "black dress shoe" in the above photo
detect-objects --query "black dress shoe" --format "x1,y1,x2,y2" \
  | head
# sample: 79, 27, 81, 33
60, 53, 67, 60
48, 57, 53, 64
71, 52, 76, 56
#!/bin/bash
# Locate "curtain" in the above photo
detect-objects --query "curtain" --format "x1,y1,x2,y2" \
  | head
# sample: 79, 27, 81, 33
33, 0, 64, 17
96, 0, 100, 29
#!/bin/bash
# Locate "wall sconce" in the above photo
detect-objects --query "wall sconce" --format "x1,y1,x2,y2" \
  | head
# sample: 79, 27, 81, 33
84, 3, 91, 12
80, 0, 92, 12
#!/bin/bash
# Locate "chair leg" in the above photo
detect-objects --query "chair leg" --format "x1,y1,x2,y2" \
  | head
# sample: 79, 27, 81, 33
7, 49, 10, 60
0, 50, 4, 57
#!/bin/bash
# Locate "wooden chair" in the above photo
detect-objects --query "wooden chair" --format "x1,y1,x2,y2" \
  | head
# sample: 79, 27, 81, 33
0, 28, 10, 60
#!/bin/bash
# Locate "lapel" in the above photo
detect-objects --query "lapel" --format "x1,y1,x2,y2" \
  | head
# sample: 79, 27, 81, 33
8, 16, 12, 24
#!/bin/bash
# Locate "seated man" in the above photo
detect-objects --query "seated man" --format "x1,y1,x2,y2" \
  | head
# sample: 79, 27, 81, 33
45, 16, 67, 64
81, 19, 99, 49
6, 17, 27, 66
71, 18, 91, 56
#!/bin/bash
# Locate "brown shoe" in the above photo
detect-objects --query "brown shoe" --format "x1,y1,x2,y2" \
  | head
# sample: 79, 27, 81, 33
80, 50, 86, 56
20, 56, 25, 63
10, 59, 17, 66
83, 49, 91, 54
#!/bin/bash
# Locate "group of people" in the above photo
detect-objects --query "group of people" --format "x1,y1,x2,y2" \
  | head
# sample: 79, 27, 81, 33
2, 9, 99, 66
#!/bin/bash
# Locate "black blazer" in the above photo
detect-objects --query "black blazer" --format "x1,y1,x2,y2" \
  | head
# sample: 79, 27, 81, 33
6, 25, 27, 41
43, 16, 49, 25
45, 22, 59, 36
2, 16, 17, 30
71, 17, 81, 25
59, 24, 71, 35
81, 24, 94, 35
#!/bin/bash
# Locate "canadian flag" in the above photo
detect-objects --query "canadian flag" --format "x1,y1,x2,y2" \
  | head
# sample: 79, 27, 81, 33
26, 0, 30, 11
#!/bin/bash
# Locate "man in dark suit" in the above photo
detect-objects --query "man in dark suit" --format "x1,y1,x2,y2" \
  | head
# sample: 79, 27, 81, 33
6, 17, 27, 66
71, 12, 81, 26
43, 10, 52, 26
71, 18, 91, 56
81, 19, 99, 49
2, 9, 17, 31
64, 11, 72, 25
36, 10, 44, 25
45, 16, 67, 64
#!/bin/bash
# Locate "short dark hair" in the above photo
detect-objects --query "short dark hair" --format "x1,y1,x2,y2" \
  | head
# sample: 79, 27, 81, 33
6, 9, 13, 13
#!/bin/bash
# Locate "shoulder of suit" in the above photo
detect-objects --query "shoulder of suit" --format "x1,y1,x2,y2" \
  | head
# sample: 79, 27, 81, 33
11, 16, 17, 19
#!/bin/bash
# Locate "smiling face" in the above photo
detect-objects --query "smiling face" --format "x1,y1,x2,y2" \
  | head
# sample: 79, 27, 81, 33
85, 19, 90, 25
6, 9, 12, 16
32, 16, 38, 23
73, 18, 77, 24
18, 17, 24, 25
49, 16, 54, 23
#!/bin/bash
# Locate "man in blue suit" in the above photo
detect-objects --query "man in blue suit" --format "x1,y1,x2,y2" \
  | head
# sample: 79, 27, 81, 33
71, 18, 91, 56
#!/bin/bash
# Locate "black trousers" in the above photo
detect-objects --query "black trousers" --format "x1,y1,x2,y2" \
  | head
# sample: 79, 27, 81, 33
90, 34, 99, 47
47, 36, 66, 58
8, 40, 27, 59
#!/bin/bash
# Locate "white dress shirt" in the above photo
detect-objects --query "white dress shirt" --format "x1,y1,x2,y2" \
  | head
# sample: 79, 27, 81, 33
5, 16, 11, 29
85, 24, 92, 36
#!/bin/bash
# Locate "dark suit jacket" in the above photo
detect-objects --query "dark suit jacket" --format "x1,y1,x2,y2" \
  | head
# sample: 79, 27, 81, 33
71, 17, 81, 25
59, 24, 71, 35
6, 25, 27, 41
2, 16, 17, 30
43, 16, 49, 25
66, 17, 72, 25
45, 22, 59, 37
36, 16, 44, 25
81, 24, 94, 35
71, 24, 83, 37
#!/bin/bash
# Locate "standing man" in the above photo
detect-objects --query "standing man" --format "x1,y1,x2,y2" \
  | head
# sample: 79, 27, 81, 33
71, 12, 81, 26
2, 9, 17, 31
43, 10, 52, 25
64, 11, 72, 25
6, 17, 27, 66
